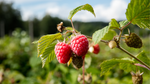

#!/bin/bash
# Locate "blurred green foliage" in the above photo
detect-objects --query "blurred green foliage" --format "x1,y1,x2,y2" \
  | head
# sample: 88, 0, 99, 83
0, 29, 150, 84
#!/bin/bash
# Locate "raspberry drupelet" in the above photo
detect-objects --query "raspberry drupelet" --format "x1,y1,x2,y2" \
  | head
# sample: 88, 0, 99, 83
71, 35, 89, 56
55, 42, 72, 64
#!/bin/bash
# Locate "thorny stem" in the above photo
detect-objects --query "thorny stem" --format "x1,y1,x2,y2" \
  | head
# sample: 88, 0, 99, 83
82, 60, 85, 84
117, 45, 150, 70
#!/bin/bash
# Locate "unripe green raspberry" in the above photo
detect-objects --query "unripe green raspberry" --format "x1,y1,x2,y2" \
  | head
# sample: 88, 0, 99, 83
125, 33, 142, 48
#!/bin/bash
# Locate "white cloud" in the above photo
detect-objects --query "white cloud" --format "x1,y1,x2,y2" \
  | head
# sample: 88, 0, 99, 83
72, 0, 128, 22
21, 2, 58, 20
22, 11, 33, 21
46, 5, 70, 20
2, 0, 129, 22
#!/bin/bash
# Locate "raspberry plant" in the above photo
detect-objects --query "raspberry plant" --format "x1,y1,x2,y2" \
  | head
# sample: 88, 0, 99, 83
34, 0, 150, 83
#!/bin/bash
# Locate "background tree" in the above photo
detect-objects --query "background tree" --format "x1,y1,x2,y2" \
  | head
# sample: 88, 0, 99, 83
0, 2, 23, 37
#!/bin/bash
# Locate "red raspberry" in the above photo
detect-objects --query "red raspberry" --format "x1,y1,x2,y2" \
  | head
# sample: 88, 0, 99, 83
93, 44, 100, 54
55, 42, 72, 64
71, 35, 89, 56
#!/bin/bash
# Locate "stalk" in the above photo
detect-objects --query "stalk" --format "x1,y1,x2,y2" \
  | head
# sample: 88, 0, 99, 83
82, 60, 85, 84
117, 45, 150, 70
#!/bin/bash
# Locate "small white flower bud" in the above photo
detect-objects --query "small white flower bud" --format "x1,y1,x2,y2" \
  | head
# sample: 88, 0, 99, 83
108, 41, 117, 49
89, 46, 94, 53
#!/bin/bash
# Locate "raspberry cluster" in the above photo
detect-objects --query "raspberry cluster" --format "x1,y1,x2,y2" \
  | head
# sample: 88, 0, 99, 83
54, 35, 89, 67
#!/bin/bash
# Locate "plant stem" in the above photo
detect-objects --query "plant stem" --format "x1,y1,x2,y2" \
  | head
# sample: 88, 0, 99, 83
134, 63, 150, 71
121, 21, 131, 30
117, 22, 131, 44
82, 59, 85, 84
70, 19, 76, 34
117, 45, 150, 70
100, 40, 109, 44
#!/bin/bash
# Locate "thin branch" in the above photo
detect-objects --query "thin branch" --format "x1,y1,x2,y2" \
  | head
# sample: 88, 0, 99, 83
70, 19, 76, 34
82, 60, 85, 84
111, 27, 121, 30
117, 22, 131, 44
117, 30, 123, 44
121, 21, 131, 30
100, 40, 109, 44
117, 45, 150, 70
134, 63, 150, 71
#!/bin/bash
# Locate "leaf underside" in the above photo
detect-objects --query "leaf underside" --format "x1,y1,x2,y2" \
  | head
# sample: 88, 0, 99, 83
126, 0, 150, 29
119, 20, 129, 28
37, 33, 62, 67
92, 26, 110, 44
68, 4, 96, 20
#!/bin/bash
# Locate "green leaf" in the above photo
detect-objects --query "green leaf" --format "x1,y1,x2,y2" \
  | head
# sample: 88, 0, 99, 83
85, 54, 92, 69
119, 20, 129, 28
38, 33, 62, 57
37, 33, 62, 67
101, 29, 117, 40
32, 40, 38, 44
109, 19, 120, 29
119, 58, 136, 72
130, 51, 150, 73
65, 27, 78, 32
68, 4, 96, 20
100, 59, 134, 76
126, 0, 150, 29
92, 26, 110, 44
119, 63, 136, 72
41, 42, 56, 68
135, 51, 150, 66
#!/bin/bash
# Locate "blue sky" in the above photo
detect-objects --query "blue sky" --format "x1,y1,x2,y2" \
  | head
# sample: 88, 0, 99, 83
2, 0, 130, 22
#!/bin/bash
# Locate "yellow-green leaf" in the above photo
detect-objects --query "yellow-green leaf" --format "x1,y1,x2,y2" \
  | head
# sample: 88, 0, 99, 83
101, 29, 117, 40
109, 19, 120, 29
37, 33, 62, 67
92, 26, 110, 44
126, 0, 150, 29
68, 4, 96, 20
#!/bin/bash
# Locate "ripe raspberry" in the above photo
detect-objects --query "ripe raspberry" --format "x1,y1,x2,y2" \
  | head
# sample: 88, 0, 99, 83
125, 33, 142, 48
55, 42, 72, 64
93, 44, 100, 54
71, 35, 89, 56
89, 44, 100, 54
